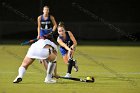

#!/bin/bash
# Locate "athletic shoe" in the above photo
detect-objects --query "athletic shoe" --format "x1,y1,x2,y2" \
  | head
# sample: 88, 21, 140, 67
44, 79, 56, 84
64, 73, 71, 78
73, 60, 78, 72
13, 77, 22, 83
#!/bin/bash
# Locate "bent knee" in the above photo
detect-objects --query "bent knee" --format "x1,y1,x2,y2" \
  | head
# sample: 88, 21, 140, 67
47, 53, 57, 62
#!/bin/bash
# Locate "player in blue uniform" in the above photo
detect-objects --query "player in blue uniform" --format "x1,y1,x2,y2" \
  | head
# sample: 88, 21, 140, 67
37, 6, 59, 78
37, 6, 57, 40
57, 22, 78, 77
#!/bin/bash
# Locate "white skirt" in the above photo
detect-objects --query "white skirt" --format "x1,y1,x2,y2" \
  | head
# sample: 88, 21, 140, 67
26, 39, 57, 59
26, 45, 49, 59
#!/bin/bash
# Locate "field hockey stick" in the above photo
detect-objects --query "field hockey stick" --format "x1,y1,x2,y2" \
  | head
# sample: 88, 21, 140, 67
21, 38, 38, 45
21, 32, 54, 45
68, 49, 73, 60
58, 76, 94, 83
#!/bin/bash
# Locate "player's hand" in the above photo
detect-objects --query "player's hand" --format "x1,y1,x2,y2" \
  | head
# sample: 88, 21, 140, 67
37, 35, 40, 39
70, 45, 75, 50
68, 48, 72, 51
68, 49, 74, 58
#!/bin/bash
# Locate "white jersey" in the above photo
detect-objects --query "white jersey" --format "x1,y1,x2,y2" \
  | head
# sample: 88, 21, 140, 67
34, 39, 58, 51
26, 39, 57, 59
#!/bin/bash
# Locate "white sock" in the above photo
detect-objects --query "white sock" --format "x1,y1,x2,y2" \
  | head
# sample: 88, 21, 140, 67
46, 62, 56, 80
17, 66, 26, 78
47, 62, 53, 74
52, 62, 56, 74
46, 74, 52, 81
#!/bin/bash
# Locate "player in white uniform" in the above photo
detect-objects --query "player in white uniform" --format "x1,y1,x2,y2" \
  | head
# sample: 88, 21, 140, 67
13, 39, 58, 83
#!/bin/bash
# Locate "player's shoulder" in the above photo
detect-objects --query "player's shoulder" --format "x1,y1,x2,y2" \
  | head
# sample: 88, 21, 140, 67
38, 15, 42, 20
67, 31, 72, 34
67, 31, 74, 37
50, 15, 54, 17
50, 15, 55, 19
57, 36, 61, 42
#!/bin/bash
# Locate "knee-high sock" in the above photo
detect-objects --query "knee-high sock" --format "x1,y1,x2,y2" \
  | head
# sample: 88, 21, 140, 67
46, 62, 56, 80
18, 66, 26, 78
52, 61, 56, 75
67, 59, 73, 74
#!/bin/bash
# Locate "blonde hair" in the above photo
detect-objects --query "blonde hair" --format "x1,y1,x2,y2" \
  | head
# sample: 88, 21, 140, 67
43, 6, 49, 9
58, 21, 65, 28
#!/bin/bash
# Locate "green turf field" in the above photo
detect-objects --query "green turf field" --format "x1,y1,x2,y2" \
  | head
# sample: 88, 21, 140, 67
0, 44, 140, 93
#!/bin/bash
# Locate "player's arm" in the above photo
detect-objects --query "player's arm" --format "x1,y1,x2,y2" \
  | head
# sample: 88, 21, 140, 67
50, 15, 57, 32
68, 31, 77, 50
37, 16, 41, 39
57, 37, 71, 51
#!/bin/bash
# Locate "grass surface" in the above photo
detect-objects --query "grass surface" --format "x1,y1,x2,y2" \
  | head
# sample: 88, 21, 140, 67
0, 44, 140, 93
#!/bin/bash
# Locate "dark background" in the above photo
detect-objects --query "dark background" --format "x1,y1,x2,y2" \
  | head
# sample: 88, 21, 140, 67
0, 0, 140, 42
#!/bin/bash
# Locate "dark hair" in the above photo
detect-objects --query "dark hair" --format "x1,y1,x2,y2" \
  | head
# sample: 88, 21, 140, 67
58, 21, 65, 28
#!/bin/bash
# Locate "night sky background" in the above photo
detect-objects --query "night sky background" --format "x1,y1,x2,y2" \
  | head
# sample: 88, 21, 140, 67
0, 0, 139, 23
0, 0, 140, 41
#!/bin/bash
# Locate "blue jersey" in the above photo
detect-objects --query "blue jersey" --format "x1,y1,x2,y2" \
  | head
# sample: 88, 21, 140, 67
59, 31, 73, 56
40, 15, 52, 38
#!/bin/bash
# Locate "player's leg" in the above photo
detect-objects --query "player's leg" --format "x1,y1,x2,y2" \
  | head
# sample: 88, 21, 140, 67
51, 57, 59, 78
44, 48, 57, 83
44, 61, 56, 83
62, 53, 74, 78
59, 48, 73, 77
68, 49, 78, 72
41, 59, 48, 70
42, 59, 59, 78
13, 56, 35, 83
73, 59, 78, 72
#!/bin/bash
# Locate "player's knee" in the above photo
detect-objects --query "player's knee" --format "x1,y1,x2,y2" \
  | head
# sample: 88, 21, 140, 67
21, 57, 34, 69
47, 53, 57, 62
68, 59, 73, 64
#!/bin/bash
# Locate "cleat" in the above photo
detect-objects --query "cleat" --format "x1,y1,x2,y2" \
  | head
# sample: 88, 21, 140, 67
44, 79, 56, 84
13, 77, 22, 83
64, 73, 71, 78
